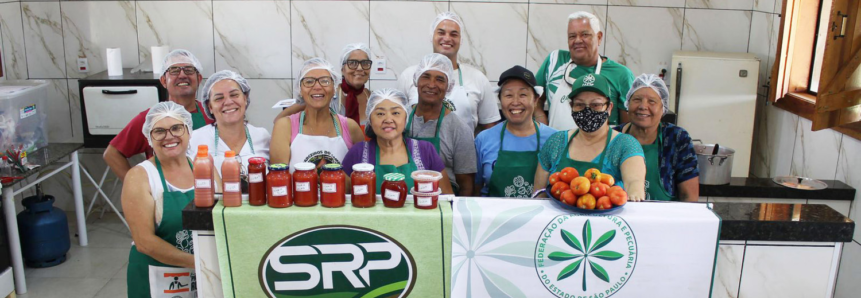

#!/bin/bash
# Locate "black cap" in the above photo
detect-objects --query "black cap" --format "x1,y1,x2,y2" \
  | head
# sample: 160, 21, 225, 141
497, 65, 537, 88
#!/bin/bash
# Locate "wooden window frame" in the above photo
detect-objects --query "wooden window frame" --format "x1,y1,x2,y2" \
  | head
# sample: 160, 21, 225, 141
771, 0, 861, 140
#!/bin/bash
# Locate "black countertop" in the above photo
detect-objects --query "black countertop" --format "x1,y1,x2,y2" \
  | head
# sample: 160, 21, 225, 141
701, 177, 856, 201
2, 143, 84, 187
183, 200, 855, 243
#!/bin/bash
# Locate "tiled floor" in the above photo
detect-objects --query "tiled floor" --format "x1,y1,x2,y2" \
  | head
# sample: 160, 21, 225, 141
17, 212, 130, 298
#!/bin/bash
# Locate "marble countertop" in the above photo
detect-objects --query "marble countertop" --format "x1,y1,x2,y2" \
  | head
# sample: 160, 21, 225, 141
700, 177, 855, 201
183, 200, 855, 242
1, 143, 84, 187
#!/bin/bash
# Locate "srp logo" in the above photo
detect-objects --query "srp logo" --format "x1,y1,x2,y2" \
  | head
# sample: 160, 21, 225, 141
259, 226, 416, 298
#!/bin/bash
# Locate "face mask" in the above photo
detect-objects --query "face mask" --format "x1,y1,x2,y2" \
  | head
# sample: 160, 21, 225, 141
571, 107, 609, 132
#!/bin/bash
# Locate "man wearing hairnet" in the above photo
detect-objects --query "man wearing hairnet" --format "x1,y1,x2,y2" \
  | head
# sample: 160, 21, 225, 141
397, 11, 501, 133
104, 49, 214, 181
614, 74, 699, 201
534, 11, 635, 130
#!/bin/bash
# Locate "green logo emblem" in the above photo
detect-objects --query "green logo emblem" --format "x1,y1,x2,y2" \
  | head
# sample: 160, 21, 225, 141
535, 215, 637, 297
259, 226, 416, 298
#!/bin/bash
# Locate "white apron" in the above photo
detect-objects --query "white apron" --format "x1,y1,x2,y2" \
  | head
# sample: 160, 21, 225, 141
548, 58, 603, 131
287, 114, 350, 173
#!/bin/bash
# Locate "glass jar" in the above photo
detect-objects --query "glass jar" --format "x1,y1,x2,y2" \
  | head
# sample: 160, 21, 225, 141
381, 173, 408, 208
267, 163, 291, 208
248, 157, 267, 206
350, 163, 376, 208
292, 162, 318, 207
320, 164, 346, 208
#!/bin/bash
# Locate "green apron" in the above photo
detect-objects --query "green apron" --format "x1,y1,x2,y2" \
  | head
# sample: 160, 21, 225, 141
625, 124, 674, 201
488, 121, 541, 197
406, 105, 446, 153
127, 156, 196, 298
372, 139, 420, 192
190, 102, 207, 130
555, 129, 611, 179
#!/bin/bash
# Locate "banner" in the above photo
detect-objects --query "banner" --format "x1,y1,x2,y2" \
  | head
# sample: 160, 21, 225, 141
213, 201, 452, 298
451, 198, 721, 298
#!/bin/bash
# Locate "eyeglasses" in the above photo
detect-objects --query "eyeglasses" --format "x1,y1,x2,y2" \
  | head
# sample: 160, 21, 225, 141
166, 66, 198, 76
300, 76, 334, 88
571, 101, 609, 112
344, 59, 373, 70
150, 124, 187, 141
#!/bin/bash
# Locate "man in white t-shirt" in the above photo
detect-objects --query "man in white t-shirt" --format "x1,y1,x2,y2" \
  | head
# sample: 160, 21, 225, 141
397, 11, 501, 133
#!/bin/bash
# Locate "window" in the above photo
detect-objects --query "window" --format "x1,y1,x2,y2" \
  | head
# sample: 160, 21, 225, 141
771, 0, 861, 138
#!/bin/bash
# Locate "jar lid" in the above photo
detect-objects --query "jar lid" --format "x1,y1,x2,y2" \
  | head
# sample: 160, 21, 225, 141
294, 162, 315, 171
269, 163, 288, 171
352, 163, 375, 172
384, 173, 405, 181
249, 157, 266, 164
322, 163, 343, 171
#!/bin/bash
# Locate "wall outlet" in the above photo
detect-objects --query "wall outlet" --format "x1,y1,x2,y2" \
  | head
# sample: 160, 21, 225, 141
77, 58, 89, 73
372, 58, 386, 75
656, 62, 669, 84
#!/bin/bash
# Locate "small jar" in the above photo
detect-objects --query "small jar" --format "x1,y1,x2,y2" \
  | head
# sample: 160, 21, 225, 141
411, 170, 443, 193
381, 173, 408, 208
413, 188, 441, 210
350, 163, 376, 208
267, 164, 292, 208
293, 162, 318, 207
248, 157, 267, 206
320, 164, 346, 208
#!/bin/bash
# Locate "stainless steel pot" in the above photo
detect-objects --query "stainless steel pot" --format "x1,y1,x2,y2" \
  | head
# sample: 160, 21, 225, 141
693, 141, 734, 185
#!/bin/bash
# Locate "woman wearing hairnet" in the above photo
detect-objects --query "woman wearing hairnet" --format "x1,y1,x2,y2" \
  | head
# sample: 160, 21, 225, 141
270, 58, 365, 170
341, 89, 454, 194
275, 44, 373, 128
407, 53, 477, 196
122, 102, 197, 298
187, 70, 271, 177
613, 74, 699, 201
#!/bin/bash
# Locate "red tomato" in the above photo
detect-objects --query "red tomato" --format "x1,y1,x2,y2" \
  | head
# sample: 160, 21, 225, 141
609, 188, 628, 206
559, 167, 579, 183
590, 182, 608, 198
584, 168, 602, 184
551, 182, 570, 199
570, 177, 591, 196
561, 190, 576, 205
577, 194, 597, 210
596, 196, 612, 210
549, 172, 561, 185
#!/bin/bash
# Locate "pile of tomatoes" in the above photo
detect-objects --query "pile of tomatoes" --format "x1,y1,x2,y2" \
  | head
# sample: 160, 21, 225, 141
549, 167, 628, 210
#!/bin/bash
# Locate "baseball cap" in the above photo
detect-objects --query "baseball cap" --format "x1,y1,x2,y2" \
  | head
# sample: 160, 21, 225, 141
568, 73, 611, 99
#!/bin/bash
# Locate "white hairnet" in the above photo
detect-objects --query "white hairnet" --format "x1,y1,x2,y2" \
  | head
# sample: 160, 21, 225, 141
294, 57, 341, 103
161, 49, 203, 75
339, 43, 372, 67
412, 53, 455, 95
366, 88, 411, 118
431, 11, 465, 37
200, 70, 251, 119
568, 11, 602, 33
625, 73, 670, 115
142, 101, 194, 146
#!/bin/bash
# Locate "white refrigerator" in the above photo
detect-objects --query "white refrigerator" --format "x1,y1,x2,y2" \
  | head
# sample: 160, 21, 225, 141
668, 51, 760, 178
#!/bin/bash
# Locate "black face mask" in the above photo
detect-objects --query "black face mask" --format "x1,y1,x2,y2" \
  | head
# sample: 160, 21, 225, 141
571, 107, 609, 132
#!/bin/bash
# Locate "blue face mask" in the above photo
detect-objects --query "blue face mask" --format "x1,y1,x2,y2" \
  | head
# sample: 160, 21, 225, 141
571, 107, 609, 132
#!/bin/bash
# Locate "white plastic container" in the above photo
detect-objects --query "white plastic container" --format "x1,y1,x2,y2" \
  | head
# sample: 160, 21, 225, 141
0, 80, 49, 153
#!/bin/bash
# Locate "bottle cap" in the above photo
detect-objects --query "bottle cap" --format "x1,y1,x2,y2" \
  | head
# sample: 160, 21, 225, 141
384, 173, 405, 182
294, 162, 316, 171
249, 157, 266, 164
322, 163, 343, 171
225, 150, 236, 158
269, 163, 288, 171
197, 145, 209, 157
352, 163, 375, 172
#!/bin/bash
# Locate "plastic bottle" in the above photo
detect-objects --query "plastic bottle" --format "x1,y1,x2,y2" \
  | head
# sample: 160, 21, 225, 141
221, 150, 242, 207
193, 145, 215, 207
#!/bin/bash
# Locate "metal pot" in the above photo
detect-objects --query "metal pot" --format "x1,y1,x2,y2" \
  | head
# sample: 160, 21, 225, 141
693, 141, 734, 185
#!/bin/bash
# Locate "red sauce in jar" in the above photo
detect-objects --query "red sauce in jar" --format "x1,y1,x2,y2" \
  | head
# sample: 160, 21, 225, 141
267, 163, 291, 208
381, 173, 407, 208
413, 188, 441, 210
248, 157, 267, 206
320, 164, 346, 208
292, 162, 318, 207
350, 163, 376, 208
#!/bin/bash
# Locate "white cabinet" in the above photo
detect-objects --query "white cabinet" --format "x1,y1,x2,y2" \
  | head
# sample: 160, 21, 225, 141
712, 243, 745, 298
738, 245, 836, 298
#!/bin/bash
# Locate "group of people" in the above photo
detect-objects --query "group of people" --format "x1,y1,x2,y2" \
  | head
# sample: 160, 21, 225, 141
110, 10, 701, 298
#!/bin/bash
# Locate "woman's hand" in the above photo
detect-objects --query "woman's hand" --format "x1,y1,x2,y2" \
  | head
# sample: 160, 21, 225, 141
533, 164, 551, 198
620, 156, 646, 202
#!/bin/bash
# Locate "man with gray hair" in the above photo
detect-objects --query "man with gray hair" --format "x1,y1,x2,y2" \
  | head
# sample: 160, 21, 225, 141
534, 11, 634, 130
103, 49, 214, 181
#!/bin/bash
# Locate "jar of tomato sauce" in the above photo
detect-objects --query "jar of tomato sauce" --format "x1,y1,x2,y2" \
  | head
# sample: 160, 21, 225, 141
350, 163, 376, 208
320, 164, 346, 208
381, 173, 407, 208
293, 162, 318, 207
267, 164, 291, 208
248, 157, 267, 206
412, 188, 441, 210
